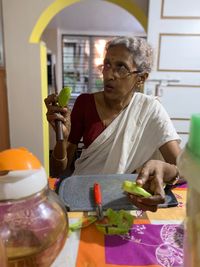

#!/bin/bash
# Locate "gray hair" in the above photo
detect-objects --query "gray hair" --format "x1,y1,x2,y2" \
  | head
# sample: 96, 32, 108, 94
105, 36, 153, 73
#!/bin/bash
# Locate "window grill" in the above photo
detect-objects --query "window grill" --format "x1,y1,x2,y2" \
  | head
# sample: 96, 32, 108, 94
62, 35, 113, 95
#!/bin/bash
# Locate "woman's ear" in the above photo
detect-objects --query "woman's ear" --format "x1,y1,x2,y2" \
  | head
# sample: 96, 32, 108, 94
135, 73, 149, 92
136, 73, 148, 85
140, 73, 149, 82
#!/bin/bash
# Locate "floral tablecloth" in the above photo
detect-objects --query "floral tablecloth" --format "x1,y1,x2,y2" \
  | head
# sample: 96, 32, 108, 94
51, 183, 187, 267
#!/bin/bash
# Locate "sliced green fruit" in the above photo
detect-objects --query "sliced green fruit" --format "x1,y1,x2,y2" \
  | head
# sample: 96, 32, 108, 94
69, 216, 97, 232
95, 208, 134, 235
122, 180, 152, 197
96, 224, 128, 235
58, 86, 72, 107
68, 209, 134, 236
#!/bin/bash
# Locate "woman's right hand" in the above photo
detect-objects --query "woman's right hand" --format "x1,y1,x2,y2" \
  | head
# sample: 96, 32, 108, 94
44, 94, 71, 140
128, 160, 177, 212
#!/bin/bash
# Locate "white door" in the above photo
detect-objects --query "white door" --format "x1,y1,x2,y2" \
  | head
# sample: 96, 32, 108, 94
146, 0, 200, 148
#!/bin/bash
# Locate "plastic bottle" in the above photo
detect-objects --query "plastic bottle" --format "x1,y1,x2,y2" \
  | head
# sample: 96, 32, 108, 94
0, 148, 68, 267
177, 114, 200, 267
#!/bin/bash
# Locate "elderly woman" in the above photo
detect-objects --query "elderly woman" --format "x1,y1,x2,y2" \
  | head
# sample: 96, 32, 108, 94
45, 36, 181, 212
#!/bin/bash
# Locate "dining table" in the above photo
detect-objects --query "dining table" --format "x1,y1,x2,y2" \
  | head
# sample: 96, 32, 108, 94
49, 179, 186, 267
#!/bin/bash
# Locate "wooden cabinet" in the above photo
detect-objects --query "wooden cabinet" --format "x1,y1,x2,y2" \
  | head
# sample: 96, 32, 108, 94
0, 67, 10, 151
0, 2, 9, 151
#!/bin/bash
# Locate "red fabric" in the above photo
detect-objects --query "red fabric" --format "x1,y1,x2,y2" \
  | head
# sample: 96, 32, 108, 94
68, 93, 105, 148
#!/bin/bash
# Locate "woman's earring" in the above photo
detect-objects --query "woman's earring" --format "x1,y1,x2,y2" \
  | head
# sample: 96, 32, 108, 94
136, 80, 144, 92
136, 80, 143, 87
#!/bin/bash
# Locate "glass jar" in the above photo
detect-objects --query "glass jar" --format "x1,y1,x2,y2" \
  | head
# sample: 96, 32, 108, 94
0, 236, 7, 267
0, 188, 68, 267
0, 148, 68, 267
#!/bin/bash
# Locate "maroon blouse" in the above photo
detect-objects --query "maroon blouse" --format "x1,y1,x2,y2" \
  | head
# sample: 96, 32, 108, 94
68, 93, 105, 148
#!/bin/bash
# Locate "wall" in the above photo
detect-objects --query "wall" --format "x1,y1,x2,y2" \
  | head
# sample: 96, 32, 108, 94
2, 0, 53, 163
47, 0, 145, 35
147, 0, 200, 147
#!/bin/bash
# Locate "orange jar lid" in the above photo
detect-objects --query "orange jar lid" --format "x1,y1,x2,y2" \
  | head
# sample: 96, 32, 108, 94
0, 147, 41, 172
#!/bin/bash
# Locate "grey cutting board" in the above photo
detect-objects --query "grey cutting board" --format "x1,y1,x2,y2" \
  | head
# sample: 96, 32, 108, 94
58, 174, 178, 211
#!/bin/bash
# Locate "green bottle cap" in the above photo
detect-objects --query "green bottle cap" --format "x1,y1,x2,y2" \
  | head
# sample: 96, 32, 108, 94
188, 114, 200, 158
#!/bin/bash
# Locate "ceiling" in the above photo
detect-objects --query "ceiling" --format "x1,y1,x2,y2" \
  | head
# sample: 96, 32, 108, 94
46, 0, 147, 36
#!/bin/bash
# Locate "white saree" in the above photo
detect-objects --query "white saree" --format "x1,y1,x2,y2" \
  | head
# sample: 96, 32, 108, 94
73, 93, 180, 175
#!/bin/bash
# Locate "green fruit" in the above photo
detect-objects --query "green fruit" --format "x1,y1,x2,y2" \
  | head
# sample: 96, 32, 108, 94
69, 216, 97, 231
96, 224, 128, 235
95, 209, 134, 235
122, 180, 152, 197
58, 86, 72, 107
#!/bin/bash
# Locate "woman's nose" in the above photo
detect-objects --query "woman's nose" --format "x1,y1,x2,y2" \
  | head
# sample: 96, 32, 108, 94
104, 67, 115, 80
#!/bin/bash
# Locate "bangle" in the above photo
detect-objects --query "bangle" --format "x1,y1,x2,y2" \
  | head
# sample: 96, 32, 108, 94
166, 165, 180, 185
52, 150, 67, 162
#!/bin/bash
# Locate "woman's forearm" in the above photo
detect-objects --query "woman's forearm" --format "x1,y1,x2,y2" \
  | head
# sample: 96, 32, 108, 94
50, 140, 68, 176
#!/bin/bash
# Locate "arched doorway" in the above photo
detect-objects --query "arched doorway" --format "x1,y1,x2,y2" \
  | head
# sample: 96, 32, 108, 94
29, 0, 147, 171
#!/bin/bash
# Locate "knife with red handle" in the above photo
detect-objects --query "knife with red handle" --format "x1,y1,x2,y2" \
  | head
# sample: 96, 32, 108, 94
93, 183, 104, 220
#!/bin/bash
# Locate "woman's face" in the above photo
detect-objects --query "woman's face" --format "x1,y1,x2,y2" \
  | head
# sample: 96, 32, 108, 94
102, 45, 139, 101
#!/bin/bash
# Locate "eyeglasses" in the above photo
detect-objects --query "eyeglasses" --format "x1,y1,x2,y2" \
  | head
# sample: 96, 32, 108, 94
98, 63, 140, 79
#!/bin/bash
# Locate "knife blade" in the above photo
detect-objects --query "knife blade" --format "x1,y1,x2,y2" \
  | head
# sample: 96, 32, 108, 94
93, 183, 104, 220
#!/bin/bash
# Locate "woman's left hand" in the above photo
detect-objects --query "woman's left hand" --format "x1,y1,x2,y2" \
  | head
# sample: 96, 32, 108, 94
127, 160, 177, 212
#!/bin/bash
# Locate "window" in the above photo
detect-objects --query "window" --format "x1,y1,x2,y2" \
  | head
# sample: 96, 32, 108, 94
62, 35, 113, 95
